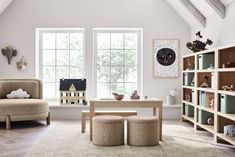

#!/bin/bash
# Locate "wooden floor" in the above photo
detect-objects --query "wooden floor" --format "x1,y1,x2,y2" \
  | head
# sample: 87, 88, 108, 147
0, 120, 234, 157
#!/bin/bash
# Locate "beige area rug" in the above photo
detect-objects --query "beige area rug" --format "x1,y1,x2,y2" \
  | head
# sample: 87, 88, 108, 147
26, 122, 228, 157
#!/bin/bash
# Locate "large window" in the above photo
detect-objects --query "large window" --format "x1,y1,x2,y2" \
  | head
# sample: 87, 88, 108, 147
38, 29, 85, 99
94, 29, 142, 98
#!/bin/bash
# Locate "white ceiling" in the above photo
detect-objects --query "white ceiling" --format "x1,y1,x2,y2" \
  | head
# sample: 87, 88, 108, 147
0, 0, 13, 15
166, 0, 235, 28
221, 0, 235, 5
190, 0, 215, 17
0, 0, 234, 27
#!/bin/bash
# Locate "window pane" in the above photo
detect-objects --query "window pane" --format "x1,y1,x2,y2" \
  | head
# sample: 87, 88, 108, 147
41, 30, 84, 100
97, 33, 110, 49
111, 33, 123, 49
125, 33, 138, 49
56, 66, 69, 81
97, 50, 110, 66
43, 50, 55, 65
43, 33, 55, 49
97, 83, 110, 98
56, 50, 69, 65
125, 66, 137, 82
70, 66, 82, 78
124, 83, 137, 96
56, 33, 69, 49
125, 50, 137, 65
55, 82, 60, 98
43, 83, 56, 98
70, 50, 83, 66
111, 50, 123, 65
70, 33, 83, 49
97, 65, 110, 82
111, 83, 124, 94
43, 66, 55, 82
95, 30, 140, 98
111, 66, 124, 82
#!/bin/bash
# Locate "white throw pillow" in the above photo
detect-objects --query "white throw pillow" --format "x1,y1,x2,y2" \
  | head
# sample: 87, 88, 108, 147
7, 88, 30, 99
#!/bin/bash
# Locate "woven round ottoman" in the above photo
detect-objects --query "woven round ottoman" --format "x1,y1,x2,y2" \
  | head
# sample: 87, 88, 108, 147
92, 115, 124, 146
127, 116, 159, 146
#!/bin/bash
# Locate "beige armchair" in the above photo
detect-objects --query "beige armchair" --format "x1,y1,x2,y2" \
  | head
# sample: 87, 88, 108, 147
0, 79, 50, 129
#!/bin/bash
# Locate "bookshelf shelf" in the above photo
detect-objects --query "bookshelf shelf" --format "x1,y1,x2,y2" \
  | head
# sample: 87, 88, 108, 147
197, 105, 214, 114
182, 100, 194, 107
196, 69, 215, 73
218, 90, 235, 97
196, 87, 215, 93
217, 133, 235, 145
182, 86, 195, 90
196, 123, 215, 134
182, 115, 194, 123
218, 68, 235, 72
182, 43, 235, 146
217, 112, 235, 121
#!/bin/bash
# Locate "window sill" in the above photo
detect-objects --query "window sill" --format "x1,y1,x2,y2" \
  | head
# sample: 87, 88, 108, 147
48, 101, 181, 108
49, 102, 88, 108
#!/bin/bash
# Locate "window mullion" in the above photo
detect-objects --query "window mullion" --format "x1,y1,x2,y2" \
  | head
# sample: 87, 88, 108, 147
55, 33, 57, 98
69, 33, 71, 79
109, 33, 112, 97
123, 33, 125, 95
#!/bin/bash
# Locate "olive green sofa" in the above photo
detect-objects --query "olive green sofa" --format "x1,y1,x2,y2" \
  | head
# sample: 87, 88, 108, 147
0, 79, 50, 129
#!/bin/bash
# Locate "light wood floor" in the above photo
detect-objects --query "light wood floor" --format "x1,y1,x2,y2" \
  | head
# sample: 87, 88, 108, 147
0, 120, 234, 157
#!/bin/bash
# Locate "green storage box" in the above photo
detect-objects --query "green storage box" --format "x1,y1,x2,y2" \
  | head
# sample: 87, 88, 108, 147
198, 53, 214, 70
184, 73, 194, 86
185, 105, 194, 117
198, 110, 213, 124
220, 94, 235, 113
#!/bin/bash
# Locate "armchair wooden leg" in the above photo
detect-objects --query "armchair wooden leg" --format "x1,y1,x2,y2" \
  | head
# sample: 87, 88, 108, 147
81, 113, 86, 133
6, 116, 11, 130
47, 112, 50, 125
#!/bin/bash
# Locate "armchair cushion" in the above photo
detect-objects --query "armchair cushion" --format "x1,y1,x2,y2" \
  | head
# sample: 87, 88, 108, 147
0, 99, 49, 116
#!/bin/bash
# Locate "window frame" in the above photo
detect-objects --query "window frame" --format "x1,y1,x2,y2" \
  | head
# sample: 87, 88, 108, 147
93, 28, 143, 98
37, 28, 85, 101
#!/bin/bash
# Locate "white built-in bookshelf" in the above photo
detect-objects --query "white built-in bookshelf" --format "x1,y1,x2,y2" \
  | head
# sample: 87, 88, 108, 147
182, 43, 235, 146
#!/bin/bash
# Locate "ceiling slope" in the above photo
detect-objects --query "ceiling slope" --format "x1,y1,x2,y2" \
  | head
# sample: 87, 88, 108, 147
0, 0, 13, 15
166, 0, 234, 28
166, 0, 206, 28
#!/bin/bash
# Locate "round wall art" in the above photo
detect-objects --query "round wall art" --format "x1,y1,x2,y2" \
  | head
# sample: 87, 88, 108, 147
156, 48, 176, 66
153, 39, 179, 78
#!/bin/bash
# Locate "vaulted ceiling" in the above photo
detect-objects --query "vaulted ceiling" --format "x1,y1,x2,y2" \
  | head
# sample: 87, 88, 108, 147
0, 0, 13, 15
0, 0, 234, 28
166, 0, 235, 28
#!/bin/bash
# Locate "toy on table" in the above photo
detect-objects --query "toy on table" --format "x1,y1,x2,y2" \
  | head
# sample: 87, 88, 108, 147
130, 90, 140, 99
112, 93, 124, 100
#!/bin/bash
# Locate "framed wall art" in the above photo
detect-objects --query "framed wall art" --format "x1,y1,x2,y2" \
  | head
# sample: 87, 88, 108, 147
153, 39, 179, 78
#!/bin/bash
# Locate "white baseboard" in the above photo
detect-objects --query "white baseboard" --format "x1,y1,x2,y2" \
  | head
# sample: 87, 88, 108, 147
49, 103, 181, 120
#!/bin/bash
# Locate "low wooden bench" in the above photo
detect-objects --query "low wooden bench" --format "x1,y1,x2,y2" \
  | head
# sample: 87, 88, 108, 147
81, 110, 137, 133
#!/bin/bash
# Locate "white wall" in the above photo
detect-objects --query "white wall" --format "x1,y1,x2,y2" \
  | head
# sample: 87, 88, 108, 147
0, 0, 190, 103
191, 2, 235, 47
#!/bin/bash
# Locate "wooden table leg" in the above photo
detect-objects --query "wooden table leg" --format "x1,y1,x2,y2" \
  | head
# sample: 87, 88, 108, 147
81, 113, 86, 133
153, 107, 156, 116
90, 102, 95, 141
153, 107, 160, 141
159, 104, 162, 140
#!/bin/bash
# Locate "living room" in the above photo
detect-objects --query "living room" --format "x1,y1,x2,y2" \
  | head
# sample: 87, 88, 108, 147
0, 0, 235, 156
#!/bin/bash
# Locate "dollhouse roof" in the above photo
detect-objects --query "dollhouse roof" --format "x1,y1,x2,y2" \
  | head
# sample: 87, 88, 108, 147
59, 79, 86, 91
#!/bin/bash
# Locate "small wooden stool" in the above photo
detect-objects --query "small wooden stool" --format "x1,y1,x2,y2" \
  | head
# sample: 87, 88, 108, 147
127, 116, 159, 146
93, 115, 125, 146
81, 110, 137, 133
